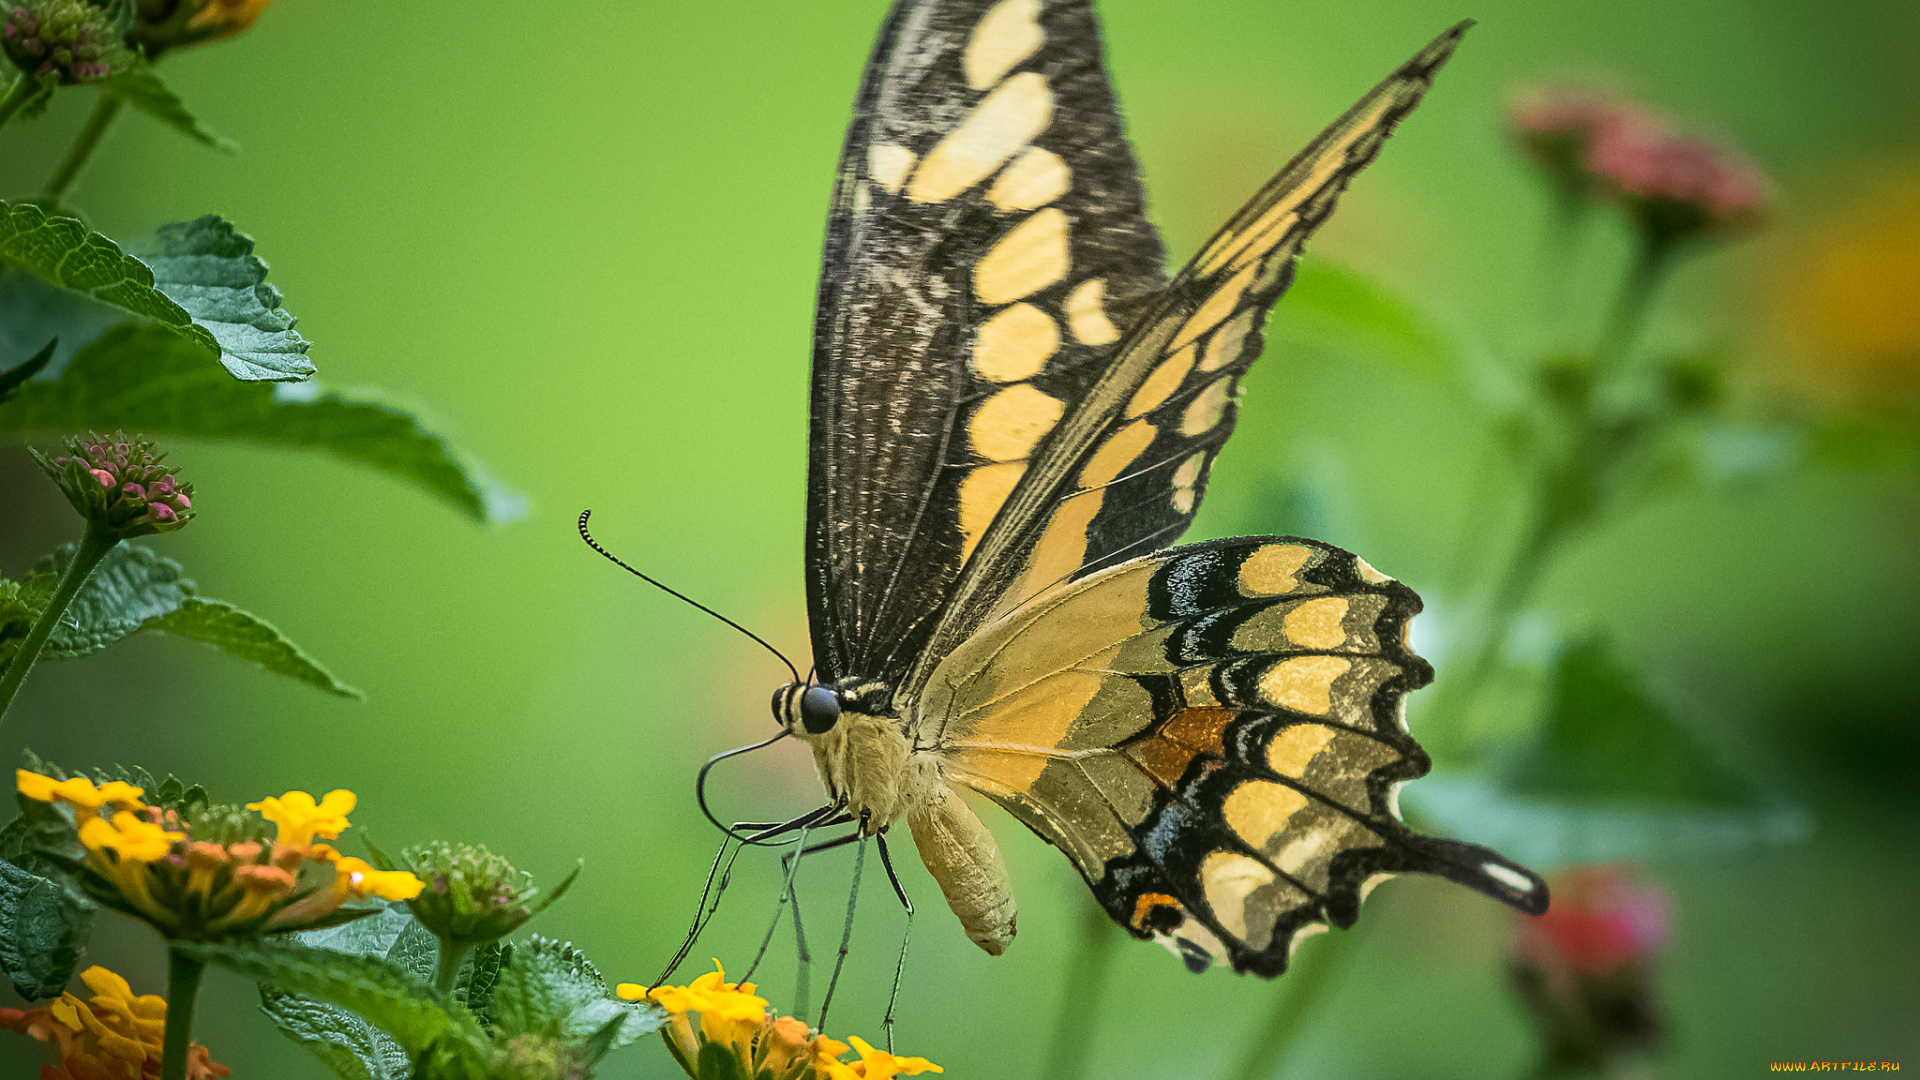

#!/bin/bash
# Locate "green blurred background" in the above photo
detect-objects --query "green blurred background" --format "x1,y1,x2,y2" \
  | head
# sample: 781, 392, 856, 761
3, 0, 1917, 1076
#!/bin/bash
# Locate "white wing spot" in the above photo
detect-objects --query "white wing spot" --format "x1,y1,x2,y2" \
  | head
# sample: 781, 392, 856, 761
868, 145, 917, 194
1483, 862, 1535, 893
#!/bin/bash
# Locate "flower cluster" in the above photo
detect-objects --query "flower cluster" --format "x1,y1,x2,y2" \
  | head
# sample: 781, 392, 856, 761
19, 770, 423, 941
128, 0, 270, 56
2, 0, 127, 84
623, 961, 941, 1080
0, 965, 228, 1080
1510, 83, 1770, 245
403, 840, 546, 947
1512, 865, 1670, 1074
32, 432, 194, 541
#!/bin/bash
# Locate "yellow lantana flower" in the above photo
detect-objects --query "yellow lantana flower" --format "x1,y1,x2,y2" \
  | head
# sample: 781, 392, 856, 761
17, 769, 146, 811
247, 789, 356, 847
188, 0, 272, 42
0, 965, 230, 1079
333, 855, 426, 902
78, 810, 184, 862
627, 961, 940, 1080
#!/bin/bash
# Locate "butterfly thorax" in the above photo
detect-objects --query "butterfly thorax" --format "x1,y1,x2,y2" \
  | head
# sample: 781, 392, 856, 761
774, 678, 932, 836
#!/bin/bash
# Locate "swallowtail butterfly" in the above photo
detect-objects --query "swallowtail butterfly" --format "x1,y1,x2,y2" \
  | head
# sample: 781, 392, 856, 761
764, 0, 1547, 977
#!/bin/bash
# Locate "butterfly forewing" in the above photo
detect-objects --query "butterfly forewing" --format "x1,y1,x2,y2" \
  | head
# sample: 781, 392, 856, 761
903, 24, 1469, 700
916, 536, 1547, 976
806, 0, 1168, 690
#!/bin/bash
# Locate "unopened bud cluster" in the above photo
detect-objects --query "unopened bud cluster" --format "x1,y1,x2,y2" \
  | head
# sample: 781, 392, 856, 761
34, 431, 194, 540
404, 841, 543, 947
2, 1, 126, 84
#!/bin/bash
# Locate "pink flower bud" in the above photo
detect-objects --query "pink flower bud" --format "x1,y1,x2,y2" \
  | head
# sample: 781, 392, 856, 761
89, 469, 114, 487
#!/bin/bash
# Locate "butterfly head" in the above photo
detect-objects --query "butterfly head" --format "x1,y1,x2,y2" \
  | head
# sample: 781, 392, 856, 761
774, 682, 843, 735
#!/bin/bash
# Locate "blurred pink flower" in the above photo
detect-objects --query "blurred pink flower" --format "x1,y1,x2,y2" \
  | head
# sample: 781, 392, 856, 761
1586, 110, 1770, 240
1511, 864, 1669, 1075
1518, 864, 1671, 975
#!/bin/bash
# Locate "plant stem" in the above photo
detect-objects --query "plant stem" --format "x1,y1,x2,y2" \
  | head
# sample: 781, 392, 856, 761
0, 519, 116, 723
1222, 929, 1355, 1080
41, 91, 124, 202
1043, 898, 1120, 1080
159, 946, 206, 1080
1592, 235, 1678, 378
0, 73, 42, 131
434, 938, 472, 998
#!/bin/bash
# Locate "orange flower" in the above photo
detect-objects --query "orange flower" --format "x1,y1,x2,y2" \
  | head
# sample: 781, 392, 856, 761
187, 0, 271, 43
0, 965, 229, 1080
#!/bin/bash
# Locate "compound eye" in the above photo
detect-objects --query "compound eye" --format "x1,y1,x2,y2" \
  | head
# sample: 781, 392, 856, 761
798, 685, 842, 734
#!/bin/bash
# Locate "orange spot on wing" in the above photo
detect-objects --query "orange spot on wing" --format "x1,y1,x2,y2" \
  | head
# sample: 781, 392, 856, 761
1130, 892, 1183, 931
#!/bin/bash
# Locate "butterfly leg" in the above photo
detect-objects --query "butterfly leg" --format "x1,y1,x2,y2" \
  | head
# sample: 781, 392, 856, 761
875, 830, 913, 1052
816, 814, 871, 1034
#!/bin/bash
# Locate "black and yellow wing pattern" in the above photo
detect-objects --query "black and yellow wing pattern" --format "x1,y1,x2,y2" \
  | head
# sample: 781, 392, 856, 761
789, 0, 1546, 979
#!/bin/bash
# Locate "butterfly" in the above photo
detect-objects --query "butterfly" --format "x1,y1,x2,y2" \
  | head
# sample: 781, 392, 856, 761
763, 0, 1548, 978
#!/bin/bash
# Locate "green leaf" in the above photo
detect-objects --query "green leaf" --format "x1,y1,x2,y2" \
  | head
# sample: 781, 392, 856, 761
0, 200, 203, 338
182, 937, 490, 1061
260, 907, 439, 1080
1409, 636, 1808, 864
0, 860, 91, 1001
132, 216, 312, 381
488, 936, 662, 1052
21, 543, 358, 695
0, 202, 311, 382
1281, 260, 1460, 385
155, 598, 359, 697
104, 62, 237, 151
456, 941, 506, 1024
0, 323, 521, 523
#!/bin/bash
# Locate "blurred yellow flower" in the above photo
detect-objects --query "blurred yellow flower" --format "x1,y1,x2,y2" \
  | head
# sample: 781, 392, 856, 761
187, 0, 271, 42
247, 789, 356, 847
17, 769, 146, 811
0, 965, 229, 1079
1770, 167, 1920, 403
834, 1036, 943, 1080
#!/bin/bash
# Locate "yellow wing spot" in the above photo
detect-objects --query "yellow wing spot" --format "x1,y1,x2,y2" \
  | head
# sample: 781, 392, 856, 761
1065, 278, 1121, 345
1289, 922, 1330, 956
1238, 543, 1316, 596
1200, 309, 1255, 373
1354, 557, 1393, 584
1359, 872, 1398, 902
1170, 451, 1205, 513
988, 146, 1070, 212
1179, 376, 1232, 436
1014, 488, 1101, 600
1201, 849, 1279, 946
1126, 342, 1197, 418
908, 72, 1054, 204
1170, 262, 1256, 351
1259, 655, 1352, 716
971, 302, 1059, 383
1222, 782, 1307, 852
1282, 597, 1350, 650
1276, 829, 1330, 876
963, 0, 1044, 91
868, 144, 916, 195
975, 206, 1070, 305
1266, 723, 1337, 779
1079, 419, 1156, 488
958, 462, 1026, 560
971, 383, 1064, 462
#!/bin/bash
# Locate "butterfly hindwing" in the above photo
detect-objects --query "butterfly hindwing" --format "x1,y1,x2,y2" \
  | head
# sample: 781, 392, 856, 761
916, 536, 1547, 976
905, 24, 1469, 697
806, 0, 1169, 691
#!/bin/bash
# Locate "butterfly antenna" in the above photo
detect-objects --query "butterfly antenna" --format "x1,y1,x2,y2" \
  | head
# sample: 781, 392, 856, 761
579, 509, 801, 683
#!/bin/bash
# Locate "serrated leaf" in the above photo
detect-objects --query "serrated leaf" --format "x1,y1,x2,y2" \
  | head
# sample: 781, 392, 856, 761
0, 200, 203, 337
104, 63, 236, 151
180, 938, 490, 1061
0, 323, 521, 522
489, 936, 663, 1052
1410, 636, 1807, 864
132, 216, 312, 381
20, 542, 358, 695
457, 941, 506, 1024
31, 543, 190, 659
0, 860, 92, 1001
155, 597, 359, 697
259, 988, 412, 1080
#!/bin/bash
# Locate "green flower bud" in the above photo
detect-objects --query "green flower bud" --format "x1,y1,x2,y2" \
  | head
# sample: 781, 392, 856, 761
32, 430, 195, 540
3, 1, 130, 85
403, 841, 546, 947
491, 1033, 589, 1080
